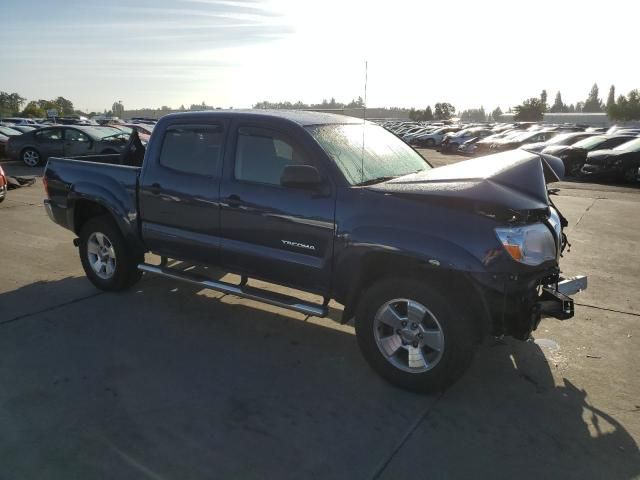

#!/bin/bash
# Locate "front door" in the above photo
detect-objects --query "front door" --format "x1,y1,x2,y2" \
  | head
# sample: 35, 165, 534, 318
219, 123, 336, 295
139, 121, 227, 265
63, 128, 92, 157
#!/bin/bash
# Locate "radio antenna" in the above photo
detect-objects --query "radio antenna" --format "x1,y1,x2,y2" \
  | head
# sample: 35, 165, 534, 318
361, 60, 368, 182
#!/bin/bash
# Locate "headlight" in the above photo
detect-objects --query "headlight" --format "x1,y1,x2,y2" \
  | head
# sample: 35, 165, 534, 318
495, 223, 556, 266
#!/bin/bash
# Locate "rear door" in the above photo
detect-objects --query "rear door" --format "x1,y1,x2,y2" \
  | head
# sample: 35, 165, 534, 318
139, 121, 228, 265
34, 128, 64, 160
218, 122, 336, 294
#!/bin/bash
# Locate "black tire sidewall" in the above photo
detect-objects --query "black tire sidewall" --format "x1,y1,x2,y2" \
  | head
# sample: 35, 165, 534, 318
355, 277, 475, 393
22, 148, 41, 167
79, 216, 141, 291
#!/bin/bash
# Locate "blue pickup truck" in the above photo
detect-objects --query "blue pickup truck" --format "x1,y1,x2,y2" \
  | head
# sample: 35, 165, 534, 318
43, 110, 586, 392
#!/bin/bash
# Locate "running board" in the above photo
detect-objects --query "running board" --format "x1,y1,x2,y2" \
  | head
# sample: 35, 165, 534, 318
138, 263, 328, 318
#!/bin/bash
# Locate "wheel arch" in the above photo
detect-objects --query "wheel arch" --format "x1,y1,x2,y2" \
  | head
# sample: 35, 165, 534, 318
340, 251, 491, 342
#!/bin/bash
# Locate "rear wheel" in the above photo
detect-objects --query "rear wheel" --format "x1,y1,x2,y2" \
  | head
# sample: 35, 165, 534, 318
355, 278, 476, 393
79, 216, 142, 291
22, 148, 41, 167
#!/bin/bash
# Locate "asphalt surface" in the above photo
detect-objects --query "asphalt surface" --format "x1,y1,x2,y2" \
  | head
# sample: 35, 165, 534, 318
1, 152, 639, 479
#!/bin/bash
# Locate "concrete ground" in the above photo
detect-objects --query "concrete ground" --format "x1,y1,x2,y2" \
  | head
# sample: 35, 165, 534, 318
1, 153, 639, 479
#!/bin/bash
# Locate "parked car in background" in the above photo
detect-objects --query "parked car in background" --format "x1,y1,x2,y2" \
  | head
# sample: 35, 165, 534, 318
6, 125, 37, 134
520, 132, 596, 153
581, 137, 640, 182
440, 128, 493, 153
122, 123, 153, 143
7, 125, 132, 166
542, 134, 637, 177
410, 127, 461, 147
1, 117, 40, 126
488, 130, 557, 153
0, 164, 7, 202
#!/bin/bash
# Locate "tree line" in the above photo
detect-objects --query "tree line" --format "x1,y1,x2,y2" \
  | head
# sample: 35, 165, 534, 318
0, 92, 76, 118
513, 84, 640, 121
3, 87, 639, 122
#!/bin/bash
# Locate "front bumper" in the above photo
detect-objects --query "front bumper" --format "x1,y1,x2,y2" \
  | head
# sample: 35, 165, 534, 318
581, 163, 619, 177
537, 275, 588, 320
473, 270, 588, 340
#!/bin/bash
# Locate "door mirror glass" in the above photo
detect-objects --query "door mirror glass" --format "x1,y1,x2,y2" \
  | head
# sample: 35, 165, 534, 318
280, 165, 323, 189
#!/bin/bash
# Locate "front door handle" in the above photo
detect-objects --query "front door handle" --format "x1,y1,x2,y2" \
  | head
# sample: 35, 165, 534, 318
149, 182, 162, 195
225, 194, 243, 207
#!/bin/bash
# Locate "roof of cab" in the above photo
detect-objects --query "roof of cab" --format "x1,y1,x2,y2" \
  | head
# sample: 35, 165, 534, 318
160, 109, 365, 127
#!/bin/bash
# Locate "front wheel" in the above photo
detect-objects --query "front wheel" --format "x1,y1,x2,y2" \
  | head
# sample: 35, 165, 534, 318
355, 278, 476, 393
425, 138, 436, 147
22, 148, 41, 167
79, 216, 143, 291
622, 166, 638, 183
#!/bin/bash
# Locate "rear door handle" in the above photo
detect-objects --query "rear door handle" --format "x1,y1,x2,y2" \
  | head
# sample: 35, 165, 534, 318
149, 183, 162, 194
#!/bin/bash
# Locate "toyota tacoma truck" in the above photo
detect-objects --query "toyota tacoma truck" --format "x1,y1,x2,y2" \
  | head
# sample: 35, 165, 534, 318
43, 110, 587, 393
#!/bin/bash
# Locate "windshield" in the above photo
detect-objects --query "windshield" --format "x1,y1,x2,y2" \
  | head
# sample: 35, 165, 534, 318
545, 133, 578, 146
613, 138, 640, 152
572, 135, 608, 150
308, 123, 430, 185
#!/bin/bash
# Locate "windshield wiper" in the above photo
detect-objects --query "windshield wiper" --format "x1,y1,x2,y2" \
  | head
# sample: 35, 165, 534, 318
355, 176, 398, 186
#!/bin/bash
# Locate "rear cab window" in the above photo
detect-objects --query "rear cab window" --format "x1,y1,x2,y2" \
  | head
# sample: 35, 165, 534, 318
159, 124, 224, 177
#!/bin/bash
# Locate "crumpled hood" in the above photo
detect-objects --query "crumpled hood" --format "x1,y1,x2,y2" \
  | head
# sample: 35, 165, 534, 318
586, 150, 615, 165
541, 145, 569, 156
521, 142, 546, 152
369, 150, 560, 212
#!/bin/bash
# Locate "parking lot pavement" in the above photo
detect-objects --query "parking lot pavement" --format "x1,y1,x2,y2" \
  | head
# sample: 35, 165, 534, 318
1, 159, 639, 479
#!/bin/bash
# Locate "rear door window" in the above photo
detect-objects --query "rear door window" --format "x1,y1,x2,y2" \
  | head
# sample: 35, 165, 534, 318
36, 128, 63, 140
159, 124, 224, 177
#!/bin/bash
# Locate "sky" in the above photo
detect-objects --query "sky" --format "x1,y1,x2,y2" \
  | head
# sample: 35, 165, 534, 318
1, 0, 637, 113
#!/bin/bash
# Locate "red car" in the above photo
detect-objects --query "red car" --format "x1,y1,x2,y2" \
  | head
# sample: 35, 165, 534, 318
0, 164, 7, 203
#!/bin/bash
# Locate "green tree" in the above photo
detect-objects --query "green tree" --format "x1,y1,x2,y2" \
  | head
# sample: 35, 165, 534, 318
21, 101, 45, 118
434, 102, 455, 120
424, 105, 433, 121
0, 91, 26, 117
583, 83, 603, 112
550, 91, 566, 113
54, 96, 74, 115
540, 90, 548, 111
513, 97, 545, 121
491, 106, 503, 121
606, 85, 616, 110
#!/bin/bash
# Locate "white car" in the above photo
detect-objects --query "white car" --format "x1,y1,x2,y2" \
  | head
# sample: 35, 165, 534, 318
410, 127, 460, 147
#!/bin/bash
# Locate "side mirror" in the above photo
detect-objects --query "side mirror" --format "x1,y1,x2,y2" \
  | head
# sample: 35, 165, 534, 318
280, 165, 323, 189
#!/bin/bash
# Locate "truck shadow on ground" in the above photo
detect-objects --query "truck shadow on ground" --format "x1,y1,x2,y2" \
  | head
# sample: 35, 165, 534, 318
0, 271, 638, 479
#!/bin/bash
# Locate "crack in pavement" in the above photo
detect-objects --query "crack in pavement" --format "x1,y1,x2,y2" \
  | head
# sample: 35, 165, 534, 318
370, 393, 443, 480
574, 197, 598, 228
576, 302, 640, 317
0, 291, 105, 326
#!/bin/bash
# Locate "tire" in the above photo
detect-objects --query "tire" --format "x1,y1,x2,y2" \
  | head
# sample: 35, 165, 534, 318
622, 166, 637, 183
21, 148, 41, 167
79, 216, 143, 291
567, 160, 582, 177
355, 277, 476, 393
425, 138, 436, 148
